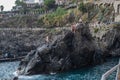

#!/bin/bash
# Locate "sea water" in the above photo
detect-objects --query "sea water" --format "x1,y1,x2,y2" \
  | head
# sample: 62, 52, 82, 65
0, 58, 118, 80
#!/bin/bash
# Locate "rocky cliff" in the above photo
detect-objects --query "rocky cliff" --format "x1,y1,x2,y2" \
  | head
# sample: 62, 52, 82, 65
0, 29, 63, 57
102, 25, 120, 56
18, 23, 105, 75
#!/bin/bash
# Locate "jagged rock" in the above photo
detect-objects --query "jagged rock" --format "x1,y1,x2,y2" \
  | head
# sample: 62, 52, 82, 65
18, 23, 104, 75
0, 30, 48, 56
102, 25, 120, 56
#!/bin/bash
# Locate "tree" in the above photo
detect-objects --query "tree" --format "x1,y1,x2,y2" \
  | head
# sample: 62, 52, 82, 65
0, 5, 4, 12
44, 0, 55, 9
15, 0, 22, 6
15, 0, 27, 13
15, 0, 26, 7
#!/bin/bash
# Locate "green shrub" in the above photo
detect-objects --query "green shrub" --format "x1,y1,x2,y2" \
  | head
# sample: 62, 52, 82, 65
38, 7, 82, 27
39, 7, 67, 27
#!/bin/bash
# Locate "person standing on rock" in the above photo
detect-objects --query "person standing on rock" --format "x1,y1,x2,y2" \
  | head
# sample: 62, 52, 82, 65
79, 18, 82, 23
71, 22, 76, 33
76, 18, 82, 26
45, 36, 49, 43
75, 18, 83, 29
71, 18, 83, 33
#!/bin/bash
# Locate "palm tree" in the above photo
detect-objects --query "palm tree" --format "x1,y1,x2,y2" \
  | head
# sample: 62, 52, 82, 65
0, 5, 4, 12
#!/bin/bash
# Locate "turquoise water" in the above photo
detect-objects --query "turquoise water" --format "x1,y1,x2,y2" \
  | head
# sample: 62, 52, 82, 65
0, 58, 118, 80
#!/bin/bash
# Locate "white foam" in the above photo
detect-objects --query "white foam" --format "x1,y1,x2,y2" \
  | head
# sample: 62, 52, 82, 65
19, 75, 33, 79
13, 72, 34, 80
13, 71, 18, 76
50, 72, 56, 75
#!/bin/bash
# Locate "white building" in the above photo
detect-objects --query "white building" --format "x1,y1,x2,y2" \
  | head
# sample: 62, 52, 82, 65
35, 0, 44, 5
22, 0, 44, 8
22, 0, 44, 4
22, 0, 35, 4
22, 0, 44, 5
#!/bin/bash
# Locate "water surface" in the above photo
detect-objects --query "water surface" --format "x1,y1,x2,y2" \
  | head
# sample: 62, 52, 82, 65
0, 58, 118, 80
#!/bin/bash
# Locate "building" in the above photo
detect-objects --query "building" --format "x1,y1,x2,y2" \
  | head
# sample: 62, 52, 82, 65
22, 0, 35, 4
22, 0, 44, 8
11, 6, 22, 11
0, 12, 14, 19
22, 0, 44, 4
22, 0, 35, 7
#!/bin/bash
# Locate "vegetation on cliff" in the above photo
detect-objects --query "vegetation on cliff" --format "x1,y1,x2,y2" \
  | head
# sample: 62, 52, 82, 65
0, 1, 115, 28
38, 7, 82, 27
78, 2, 115, 23
38, 2, 115, 27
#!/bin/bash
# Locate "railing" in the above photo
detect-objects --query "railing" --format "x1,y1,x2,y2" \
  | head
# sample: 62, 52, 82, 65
0, 27, 71, 31
1, 9, 55, 19
116, 59, 120, 80
0, 56, 25, 62
101, 59, 120, 80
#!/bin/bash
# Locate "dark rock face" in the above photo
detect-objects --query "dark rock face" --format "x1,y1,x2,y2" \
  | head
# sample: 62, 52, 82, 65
102, 26, 120, 56
0, 29, 66, 57
18, 23, 104, 75
0, 30, 48, 57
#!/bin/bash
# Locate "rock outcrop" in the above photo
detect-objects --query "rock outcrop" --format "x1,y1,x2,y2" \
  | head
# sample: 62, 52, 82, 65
102, 25, 120, 56
18, 23, 104, 75
0, 30, 46, 57
0, 29, 61, 57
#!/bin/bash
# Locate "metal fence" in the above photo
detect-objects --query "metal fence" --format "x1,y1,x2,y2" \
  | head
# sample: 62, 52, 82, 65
101, 59, 120, 80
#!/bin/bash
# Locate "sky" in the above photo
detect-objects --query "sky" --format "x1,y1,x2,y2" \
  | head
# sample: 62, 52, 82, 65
0, 0, 40, 11
0, 0, 16, 11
